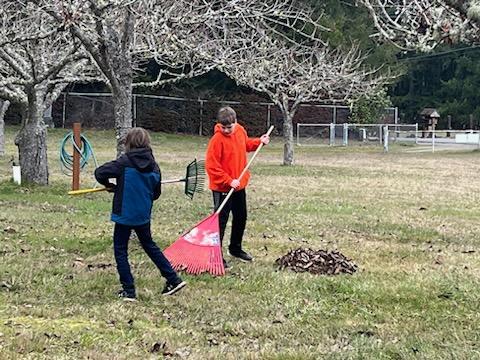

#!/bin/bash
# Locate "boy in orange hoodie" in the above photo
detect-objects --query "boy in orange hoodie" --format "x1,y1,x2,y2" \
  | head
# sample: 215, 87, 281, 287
205, 106, 270, 267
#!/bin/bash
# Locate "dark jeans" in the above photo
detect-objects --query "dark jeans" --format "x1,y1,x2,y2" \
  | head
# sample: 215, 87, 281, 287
113, 222, 180, 293
213, 189, 247, 254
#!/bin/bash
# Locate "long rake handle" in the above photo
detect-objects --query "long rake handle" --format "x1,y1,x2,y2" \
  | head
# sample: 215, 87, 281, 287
68, 177, 186, 195
68, 187, 108, 195
161, 178, 186, 184
215, 125, 274, 214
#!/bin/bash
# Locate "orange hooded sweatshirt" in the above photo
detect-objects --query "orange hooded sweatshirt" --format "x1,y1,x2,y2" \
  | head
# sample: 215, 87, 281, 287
206, 123, 262, 193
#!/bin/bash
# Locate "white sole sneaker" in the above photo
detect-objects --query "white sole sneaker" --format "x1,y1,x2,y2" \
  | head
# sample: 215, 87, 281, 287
162, 281, 187, 296
122, 297, 137, 302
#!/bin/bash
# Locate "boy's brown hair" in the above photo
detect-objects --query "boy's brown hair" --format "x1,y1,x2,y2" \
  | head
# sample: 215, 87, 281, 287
217, 106, 237, 126
125, 127, 151, 152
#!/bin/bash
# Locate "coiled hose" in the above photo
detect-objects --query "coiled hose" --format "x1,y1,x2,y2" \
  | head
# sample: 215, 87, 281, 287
59, 132, 99, 175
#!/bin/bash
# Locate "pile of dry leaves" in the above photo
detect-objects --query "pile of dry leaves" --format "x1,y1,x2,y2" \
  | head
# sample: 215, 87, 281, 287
276, 248, 358, 275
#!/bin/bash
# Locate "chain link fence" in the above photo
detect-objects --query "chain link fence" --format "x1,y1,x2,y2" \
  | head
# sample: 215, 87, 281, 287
50, 92, 398, 136
296, 123, 414, 147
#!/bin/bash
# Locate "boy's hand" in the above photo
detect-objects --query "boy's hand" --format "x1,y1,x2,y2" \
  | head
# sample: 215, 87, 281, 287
260, 134, 270, 145
106, 182, 116, 192
230, 179, 240, 189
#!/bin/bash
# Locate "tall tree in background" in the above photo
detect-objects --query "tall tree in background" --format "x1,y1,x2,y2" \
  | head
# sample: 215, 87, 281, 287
220, 35, 387, 165
0, 1, 96, 184
391, 49, 480, 126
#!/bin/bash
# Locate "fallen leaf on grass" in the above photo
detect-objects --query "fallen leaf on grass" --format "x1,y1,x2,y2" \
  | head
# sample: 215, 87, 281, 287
151, 341, 164, 353
3, 227, 16, 234
0, 281, 12, 290
87, 263, 113, 271
438, 292, 453, 299
150, 341, 173, 356
73, 259, 86, 268
355, 330, 375, 337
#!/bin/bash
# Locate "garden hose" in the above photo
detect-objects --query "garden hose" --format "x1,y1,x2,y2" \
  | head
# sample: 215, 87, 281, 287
59, 132, 99, 175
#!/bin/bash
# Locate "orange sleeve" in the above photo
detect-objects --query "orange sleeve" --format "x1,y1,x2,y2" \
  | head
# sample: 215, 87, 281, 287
241, 126, 261, 152
206, 135, 233, 188
246, 136, 261, 152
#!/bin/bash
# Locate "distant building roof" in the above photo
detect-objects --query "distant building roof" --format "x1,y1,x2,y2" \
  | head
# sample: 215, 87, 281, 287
419, 108, 440, 118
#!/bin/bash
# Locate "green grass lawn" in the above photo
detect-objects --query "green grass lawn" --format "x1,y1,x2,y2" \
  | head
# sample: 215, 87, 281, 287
0, 126, 479, 359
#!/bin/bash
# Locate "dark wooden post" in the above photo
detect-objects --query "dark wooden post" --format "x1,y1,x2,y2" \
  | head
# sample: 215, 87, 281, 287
199, 100, 204, 136
447, 115, 452, 137
72, 122, 81, 191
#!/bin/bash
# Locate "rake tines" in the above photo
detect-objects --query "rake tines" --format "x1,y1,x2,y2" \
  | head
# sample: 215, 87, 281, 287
184, 159, 205, 199
163, 213, 225, 276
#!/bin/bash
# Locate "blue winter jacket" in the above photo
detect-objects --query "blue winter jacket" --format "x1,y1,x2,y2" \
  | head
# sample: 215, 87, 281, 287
94, 148, 161, 226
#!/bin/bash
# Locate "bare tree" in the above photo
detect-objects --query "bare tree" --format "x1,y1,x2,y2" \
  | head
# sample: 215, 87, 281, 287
220, 35, 386, 165
0, 99, 10, 156
31, 0, 329, 155
32, 0, 144, 156
360, 1, 480, 51
0, 1, 97, 184
31, 0, 224, 155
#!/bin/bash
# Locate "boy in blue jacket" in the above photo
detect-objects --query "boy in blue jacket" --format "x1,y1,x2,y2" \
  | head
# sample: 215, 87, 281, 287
95, 128, 185, 301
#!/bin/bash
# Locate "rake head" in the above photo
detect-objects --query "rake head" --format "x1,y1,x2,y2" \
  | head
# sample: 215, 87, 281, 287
184, 158, 205, 199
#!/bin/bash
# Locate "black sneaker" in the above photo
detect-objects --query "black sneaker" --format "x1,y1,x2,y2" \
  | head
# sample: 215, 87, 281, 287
228, 249, 253, 262
118, 289, 136, 302
162, 280, 186, 296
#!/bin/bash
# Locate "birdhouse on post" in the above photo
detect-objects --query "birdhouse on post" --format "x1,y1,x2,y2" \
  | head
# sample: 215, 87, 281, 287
419, 108, 440, 138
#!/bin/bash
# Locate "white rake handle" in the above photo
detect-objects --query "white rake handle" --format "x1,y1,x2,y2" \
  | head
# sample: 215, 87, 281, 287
215, 125, 274, 214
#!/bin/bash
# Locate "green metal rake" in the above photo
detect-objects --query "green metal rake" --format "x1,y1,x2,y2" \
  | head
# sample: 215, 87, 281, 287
68, 158, 205, 199
161, 158, 205, 199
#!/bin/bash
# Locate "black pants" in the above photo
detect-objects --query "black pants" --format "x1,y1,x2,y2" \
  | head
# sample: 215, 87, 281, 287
113, 222, 180, 293
213, 189, 247, 254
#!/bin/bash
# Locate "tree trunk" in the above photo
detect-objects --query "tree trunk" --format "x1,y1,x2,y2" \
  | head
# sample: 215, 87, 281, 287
0, 100, 10, 156
111, 80, 133, 157
14, 90, 49, 185
99, 8, 135, 157
282, 112, 294, 166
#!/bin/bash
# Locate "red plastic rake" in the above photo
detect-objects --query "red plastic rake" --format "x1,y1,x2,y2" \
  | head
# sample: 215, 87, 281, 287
164, 126, 274, 276
164, 213, 224, 275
